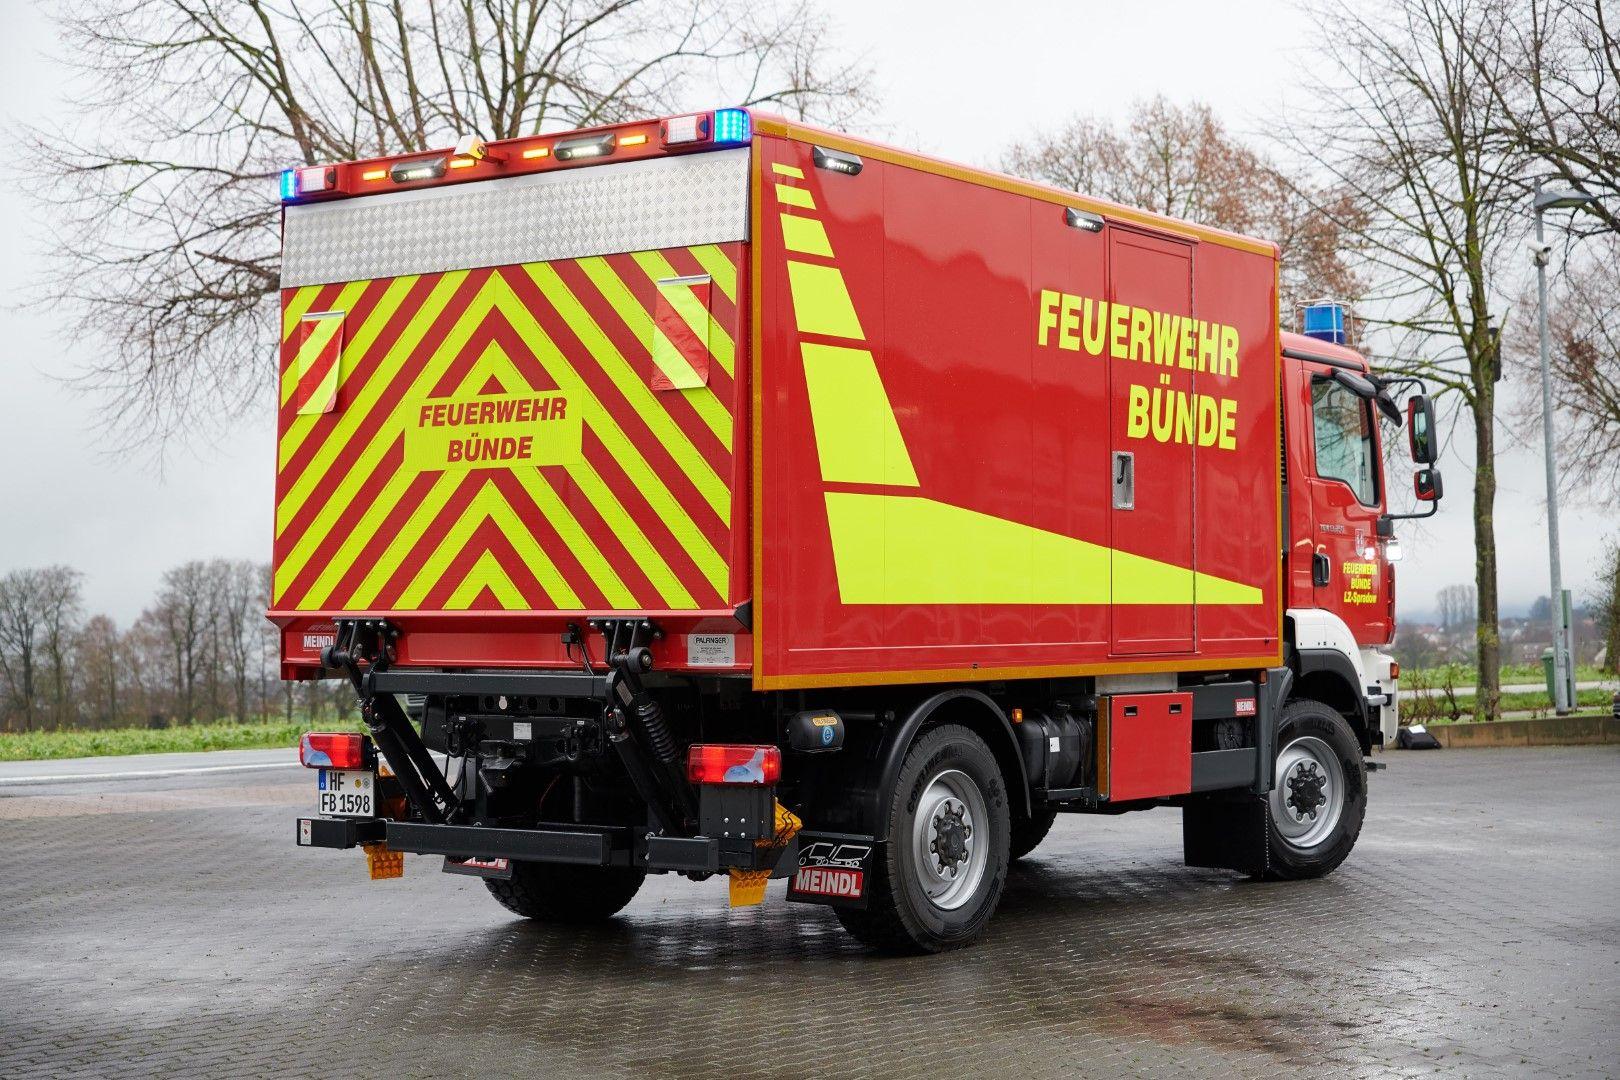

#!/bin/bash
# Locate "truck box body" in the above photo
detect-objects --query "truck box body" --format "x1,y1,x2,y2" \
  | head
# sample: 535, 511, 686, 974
272, 117, 1282, 688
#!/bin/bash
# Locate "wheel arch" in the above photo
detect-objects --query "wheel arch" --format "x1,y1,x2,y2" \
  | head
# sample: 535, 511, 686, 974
872, 689, 1031, 840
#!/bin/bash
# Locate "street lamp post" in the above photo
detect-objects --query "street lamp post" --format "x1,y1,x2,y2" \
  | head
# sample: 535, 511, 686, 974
1532, 183, 1596, 715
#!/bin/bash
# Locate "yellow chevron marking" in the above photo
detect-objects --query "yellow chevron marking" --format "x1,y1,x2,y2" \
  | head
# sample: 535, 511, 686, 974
276, 270, 472, 536
630, 250, 735, 378
447, 550, 527, 609
688, 244, 738, 301
525, 263, 732, 515
281, 286, 322, 341
786, 262, 865, 339
304, 466, 465, 609
397, 480, 579, 609
305, 340, 669, 612
577, 257, 732, 445
776, 183, 815, 209
823, 493, 1262, 606
780, 215, 833, 257
497, 278, 729, 597
279, 275, 417, 423
800, 343, 917, 486
771, 163, 805, 178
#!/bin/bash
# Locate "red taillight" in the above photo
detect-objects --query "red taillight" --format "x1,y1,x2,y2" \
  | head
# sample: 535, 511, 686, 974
299, 732, 368, 770
1389, 661, 1400, 681
686, 744, 781, 785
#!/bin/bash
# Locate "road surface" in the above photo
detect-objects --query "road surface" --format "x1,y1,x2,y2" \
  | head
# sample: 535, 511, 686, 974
1, 746, 1615, 1078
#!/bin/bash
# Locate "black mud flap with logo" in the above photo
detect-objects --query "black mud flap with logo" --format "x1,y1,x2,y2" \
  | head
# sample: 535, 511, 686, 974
785, 831, 881, 909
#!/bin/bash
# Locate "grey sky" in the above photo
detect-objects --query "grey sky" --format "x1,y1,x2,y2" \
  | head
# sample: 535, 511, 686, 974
0, 0, 1612, 626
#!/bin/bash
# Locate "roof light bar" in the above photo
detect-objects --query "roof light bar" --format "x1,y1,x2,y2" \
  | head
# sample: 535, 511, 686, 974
554, 131, 616, 161
619, 133, 649, 147
662, 113, 710, 146
278, 169, 297, 201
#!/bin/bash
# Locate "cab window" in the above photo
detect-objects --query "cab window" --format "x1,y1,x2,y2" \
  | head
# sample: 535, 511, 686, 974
1311, 377, 1378, 505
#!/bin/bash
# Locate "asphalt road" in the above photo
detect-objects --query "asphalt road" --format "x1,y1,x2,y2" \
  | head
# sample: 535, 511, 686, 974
1, 746, 1615, 1079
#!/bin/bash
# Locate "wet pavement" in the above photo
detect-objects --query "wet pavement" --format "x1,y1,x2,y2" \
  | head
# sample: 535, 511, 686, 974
0, 746, 1615, 1078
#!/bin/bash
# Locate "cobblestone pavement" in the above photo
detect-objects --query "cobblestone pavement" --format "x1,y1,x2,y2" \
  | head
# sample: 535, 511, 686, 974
1, 747, 1614, 1079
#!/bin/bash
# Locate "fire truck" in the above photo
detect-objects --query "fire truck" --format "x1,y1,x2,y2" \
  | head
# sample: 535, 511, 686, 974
278, 108, 1442, 952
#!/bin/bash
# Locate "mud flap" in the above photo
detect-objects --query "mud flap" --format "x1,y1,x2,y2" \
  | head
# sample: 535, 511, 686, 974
1182, 794, 1270, 876
785, 831, 881, 909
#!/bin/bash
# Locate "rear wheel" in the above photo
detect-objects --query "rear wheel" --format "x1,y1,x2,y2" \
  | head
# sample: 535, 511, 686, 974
485, 862, 645, 922
1263, 699, 1366, 879
1009, 807, 1057, 861
835, 724, 1010, 953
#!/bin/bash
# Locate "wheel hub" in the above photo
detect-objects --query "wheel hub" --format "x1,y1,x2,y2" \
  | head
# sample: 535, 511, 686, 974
1285, 761, 1328, 821
929, 801, 973, 875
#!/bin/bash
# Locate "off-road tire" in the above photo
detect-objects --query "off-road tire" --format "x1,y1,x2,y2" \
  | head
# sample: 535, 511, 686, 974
1009, 807, 1057, 861
1262, 698, 1367, 880
485, 862, 645, 922
835, 724, 1011, 953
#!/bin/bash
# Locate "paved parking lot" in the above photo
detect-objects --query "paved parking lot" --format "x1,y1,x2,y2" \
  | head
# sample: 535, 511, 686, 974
1, 745, 1615, 1079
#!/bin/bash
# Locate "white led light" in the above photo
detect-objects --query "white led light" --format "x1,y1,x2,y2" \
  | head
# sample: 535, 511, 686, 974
663, 114, 704, 145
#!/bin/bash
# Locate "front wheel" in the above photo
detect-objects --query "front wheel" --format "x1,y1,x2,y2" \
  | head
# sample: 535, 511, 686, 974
835, 724, 1011, 953
1263, 699, 1367, 880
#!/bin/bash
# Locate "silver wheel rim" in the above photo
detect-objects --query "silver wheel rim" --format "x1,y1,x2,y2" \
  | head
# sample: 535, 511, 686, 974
910, 768, 989, 911
1270, 735, 1346, 851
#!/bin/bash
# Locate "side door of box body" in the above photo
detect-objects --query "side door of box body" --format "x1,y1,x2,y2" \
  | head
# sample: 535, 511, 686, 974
1107, 228, 1195, 654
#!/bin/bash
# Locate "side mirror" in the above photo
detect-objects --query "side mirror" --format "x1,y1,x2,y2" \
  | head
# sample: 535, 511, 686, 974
1407, 395, 1437, 463
1414, 467, 1443, 502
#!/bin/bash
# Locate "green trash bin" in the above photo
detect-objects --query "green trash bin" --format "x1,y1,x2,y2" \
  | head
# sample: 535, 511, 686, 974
1541, 647, 1556, 701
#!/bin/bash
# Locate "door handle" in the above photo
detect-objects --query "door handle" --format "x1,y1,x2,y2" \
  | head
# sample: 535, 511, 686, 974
1112, 451, 1134, 510
1312, 552, 1331, 587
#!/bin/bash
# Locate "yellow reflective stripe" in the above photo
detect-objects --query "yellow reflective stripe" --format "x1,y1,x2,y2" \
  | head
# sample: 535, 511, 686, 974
297, 466, 458, 608
508, 468, 641, 609
279, 276, 421, 463
447, 550, 527, 609
780, 215, 833, 257
524, 264, 731, 510
576, 258, 730, 435
822, 492, 1262, 605
776, 184, 815, 209
800, 343, 917, 487
786, 262, 865, 339
281, 286, 321, 341
629, 250, 735, 378
499, 276, 729, 597
688, 245, 738, 302
276, 270, 471, 534
771, 163, 804, 178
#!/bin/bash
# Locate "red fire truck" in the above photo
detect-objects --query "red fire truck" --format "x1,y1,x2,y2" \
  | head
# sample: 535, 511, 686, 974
278, 108, 1442, 952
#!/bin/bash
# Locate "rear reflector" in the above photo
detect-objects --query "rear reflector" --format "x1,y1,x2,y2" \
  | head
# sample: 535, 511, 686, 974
687, 744, 781, 785
299, 732, 369, 770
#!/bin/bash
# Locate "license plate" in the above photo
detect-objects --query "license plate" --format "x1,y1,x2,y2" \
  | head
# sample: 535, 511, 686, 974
317, 769, 374, 818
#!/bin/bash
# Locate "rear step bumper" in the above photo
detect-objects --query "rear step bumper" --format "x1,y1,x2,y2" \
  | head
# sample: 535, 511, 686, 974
297, 816, 790, 874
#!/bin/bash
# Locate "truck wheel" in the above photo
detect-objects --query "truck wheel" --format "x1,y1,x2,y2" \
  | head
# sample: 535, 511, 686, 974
1009, 807, 1057, 861
835, 724, 1010, 953
485, 862, 645, 923
1264, 699, 1366, 880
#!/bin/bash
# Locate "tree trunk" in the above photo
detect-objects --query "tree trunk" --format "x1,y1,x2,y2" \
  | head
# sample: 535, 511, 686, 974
1471, 388, 1500, 721
1607, 553, 1620, 677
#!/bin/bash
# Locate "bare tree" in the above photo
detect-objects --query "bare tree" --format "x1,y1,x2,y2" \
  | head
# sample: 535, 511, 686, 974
218, 561, 272, 723
24, 0, 872, 446
75, 614, 124, 728
151, 561, 214, 723
1285, 0, 1524, 720
1004, 96, 1366, 313
0, 567, 84, 732
1474, 0, 1620, 233
1590, 538, 1620, 674
1437, 582, 1479, 629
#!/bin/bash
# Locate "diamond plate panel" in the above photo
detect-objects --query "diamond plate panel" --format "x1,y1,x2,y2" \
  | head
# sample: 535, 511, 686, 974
281, 148, 750, 287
